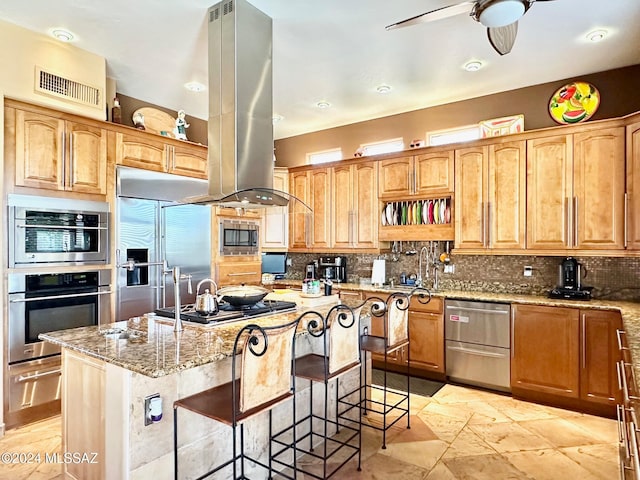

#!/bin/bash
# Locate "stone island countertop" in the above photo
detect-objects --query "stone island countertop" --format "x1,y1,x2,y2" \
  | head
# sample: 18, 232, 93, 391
38, 299, 365, 378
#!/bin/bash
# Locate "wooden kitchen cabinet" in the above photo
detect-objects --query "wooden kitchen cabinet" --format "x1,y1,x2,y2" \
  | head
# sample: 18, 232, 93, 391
262, 167, 289, 250
408, 296, 444, 374
114, 130, 207, 179
216, 261, 262, 286
378, 150, 454, 198
455, 140, 526, 251
580, 309, 623, 406
288, 168, 331, 251
628, 120, 640, 250
12, 108, 107, 195
526, 127, 625, 251
511, 304, 580, 399
332, 162, 378, 250
512, 304, 622, 412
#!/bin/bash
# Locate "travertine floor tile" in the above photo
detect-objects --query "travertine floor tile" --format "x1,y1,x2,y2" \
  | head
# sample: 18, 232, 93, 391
425, 462, 459, 480
380, 438, 448, 471
485, 397, 562, 422
560, 443, 620, 479
518, 417, 611, 448
442, 427, 497, 459
465, 401, 513, 425
504, 448, 604, 480
563, 414, 618, 444
330, 452, 429, 480
443, 453, 534, 479
468, 422, 554, 453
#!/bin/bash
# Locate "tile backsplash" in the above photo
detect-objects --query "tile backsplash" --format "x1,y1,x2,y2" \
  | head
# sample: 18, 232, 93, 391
286, 244, 640, 302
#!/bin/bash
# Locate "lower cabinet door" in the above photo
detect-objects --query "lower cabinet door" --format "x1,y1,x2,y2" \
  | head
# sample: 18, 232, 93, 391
511, 304, 580, 398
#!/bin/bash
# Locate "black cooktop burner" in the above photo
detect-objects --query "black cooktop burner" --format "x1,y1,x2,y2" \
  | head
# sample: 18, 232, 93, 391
154, 300, 297, 325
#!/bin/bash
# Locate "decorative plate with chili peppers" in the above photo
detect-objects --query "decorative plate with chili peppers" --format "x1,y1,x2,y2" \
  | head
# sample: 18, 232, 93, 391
548, 81, 600, 125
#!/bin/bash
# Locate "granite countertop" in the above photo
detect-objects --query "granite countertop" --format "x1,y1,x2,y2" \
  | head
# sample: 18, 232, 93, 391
39, 300, 363, 378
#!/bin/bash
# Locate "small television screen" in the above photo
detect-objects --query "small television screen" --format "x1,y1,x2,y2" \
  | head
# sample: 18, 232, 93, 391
261, 252, 287, 276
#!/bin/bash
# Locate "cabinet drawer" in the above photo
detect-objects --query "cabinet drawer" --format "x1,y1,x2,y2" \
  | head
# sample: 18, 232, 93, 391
410, 295, 442, 313
216, 262, 261, 286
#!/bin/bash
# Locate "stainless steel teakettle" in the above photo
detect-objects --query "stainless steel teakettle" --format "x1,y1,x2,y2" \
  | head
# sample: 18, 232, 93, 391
195, 279, 219, 315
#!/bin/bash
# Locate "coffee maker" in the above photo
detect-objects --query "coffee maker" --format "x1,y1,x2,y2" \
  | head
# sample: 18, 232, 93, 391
318, 256, 347, 283
549, 257, 592, 300
305, 260, 318, 279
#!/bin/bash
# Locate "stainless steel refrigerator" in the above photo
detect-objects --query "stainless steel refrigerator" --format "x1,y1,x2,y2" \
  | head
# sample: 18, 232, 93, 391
115, 166, 211, 321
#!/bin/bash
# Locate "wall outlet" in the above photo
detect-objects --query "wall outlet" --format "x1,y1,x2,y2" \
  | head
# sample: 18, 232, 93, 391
444, 264, 455, 274
144, 393, 162, 426
523, 266, 533, 277
286, 258, 292, 266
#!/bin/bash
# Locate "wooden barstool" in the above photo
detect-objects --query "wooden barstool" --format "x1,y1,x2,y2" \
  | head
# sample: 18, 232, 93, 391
173, 316, 300, 480
358, 288, 431, 448
272, 304, 363, 479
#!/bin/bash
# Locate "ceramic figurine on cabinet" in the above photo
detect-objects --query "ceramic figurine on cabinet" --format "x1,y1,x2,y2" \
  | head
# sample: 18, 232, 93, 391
133, 111, 145, 130
174, 109, 189, 140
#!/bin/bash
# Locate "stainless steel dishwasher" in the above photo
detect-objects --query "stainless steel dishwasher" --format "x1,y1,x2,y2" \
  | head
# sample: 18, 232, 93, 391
445, 299, 511, 392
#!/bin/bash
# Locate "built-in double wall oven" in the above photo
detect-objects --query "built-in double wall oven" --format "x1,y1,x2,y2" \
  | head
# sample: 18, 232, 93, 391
4, 194, 112, 428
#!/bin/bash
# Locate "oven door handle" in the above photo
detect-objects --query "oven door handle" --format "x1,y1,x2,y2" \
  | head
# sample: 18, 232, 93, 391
15, 368, 62, 383
17, 224, 107, 230
10, 290, 112, 303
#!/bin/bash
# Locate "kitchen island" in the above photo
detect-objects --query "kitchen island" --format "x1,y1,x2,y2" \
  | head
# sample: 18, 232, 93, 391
39, 300, 367, 480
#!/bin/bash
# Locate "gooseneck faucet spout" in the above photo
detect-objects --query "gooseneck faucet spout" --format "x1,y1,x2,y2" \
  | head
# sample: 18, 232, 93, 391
164, 265, 192, 332
417, 246, 428, 287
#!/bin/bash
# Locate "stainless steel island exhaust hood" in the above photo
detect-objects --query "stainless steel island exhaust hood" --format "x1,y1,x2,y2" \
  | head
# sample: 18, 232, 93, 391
183, 0, 305, 210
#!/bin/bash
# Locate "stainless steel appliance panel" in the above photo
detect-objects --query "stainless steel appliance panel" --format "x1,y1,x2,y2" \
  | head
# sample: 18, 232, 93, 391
8, 194, 109, 267
116, 167, 212, 321
163, 203, 211, 307
7, 356, 61, 414
445, 340, 511, 392
219, 219, 259, 256
116, 197, 164, 320
445, 299, 511, 348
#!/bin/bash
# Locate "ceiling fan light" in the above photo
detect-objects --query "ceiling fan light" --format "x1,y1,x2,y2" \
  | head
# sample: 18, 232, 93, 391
477, 0, 526, 28
464, 61, 483, 72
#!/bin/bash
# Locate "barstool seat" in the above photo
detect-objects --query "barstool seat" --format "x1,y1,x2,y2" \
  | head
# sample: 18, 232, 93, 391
272, 304, 363, 480
173, 317, 301, 480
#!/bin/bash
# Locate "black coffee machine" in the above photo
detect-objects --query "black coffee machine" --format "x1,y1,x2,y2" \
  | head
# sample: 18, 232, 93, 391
549, 257, 592, 300
318, 256, 347, 283
305, 260, 318, 279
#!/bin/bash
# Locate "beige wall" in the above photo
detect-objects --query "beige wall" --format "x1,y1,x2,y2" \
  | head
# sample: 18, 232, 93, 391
274, 64, 640, 168
0, 19, 106, 120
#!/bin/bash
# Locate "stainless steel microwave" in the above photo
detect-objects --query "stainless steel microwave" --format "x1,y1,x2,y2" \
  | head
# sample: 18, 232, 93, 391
8, 194, 109, 268
219, 219, 259, 256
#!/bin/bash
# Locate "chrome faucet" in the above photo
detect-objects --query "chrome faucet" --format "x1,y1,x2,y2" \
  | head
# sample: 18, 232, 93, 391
163, 265, 193, 332
417, 246, 428, 287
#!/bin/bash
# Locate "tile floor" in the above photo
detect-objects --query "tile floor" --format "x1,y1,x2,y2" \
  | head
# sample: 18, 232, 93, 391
0, 384, 620, 480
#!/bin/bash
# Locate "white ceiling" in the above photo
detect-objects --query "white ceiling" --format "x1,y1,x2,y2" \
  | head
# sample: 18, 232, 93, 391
1, 0, 639, 140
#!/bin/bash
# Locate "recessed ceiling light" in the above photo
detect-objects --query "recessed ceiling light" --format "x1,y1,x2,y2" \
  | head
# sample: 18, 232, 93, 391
272, 114, 284, 123
376, 85, 392, 94
184, 81, 206, 92
586, 29, 608, 42
464, 61, 483, 72
316, 101, 331, 109
51, 29, 74, 42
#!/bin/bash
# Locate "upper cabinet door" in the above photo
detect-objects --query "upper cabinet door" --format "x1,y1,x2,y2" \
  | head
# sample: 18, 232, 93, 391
414, 150, 454, 196
378, 156, 412, 197
289, 170, 310, 249
353, 162, 378, 249
526, 135, 573, 249
455, 146, 488, 249
488, 141, 526, 249
627, 120, 640, 250
309, 168, 331, 249
66, 121, 107, 194
115, 131, 168, 173
170, 143, 208, 179
573, 127, 625, 250
14, 109, 65, 191
331, 165, 353, 249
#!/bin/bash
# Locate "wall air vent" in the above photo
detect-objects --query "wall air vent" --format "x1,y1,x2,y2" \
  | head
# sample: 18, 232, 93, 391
34, 66, 102, 109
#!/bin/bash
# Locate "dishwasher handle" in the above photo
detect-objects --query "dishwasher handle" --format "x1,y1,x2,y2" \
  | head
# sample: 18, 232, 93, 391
445, 305, 509, 315
446, 345, 509, 359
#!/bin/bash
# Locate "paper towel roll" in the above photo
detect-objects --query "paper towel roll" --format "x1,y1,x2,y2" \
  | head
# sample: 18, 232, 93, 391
371, 259, 386, 286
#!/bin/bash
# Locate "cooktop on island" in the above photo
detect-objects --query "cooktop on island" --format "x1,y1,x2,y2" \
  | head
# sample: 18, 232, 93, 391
154, 300, 297, 325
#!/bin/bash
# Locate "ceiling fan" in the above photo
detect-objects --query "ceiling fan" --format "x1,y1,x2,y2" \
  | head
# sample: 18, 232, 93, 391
386, 0, 557, 56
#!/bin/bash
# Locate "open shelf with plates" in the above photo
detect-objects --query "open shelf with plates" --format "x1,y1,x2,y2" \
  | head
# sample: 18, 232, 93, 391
379, 197, 454, 241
